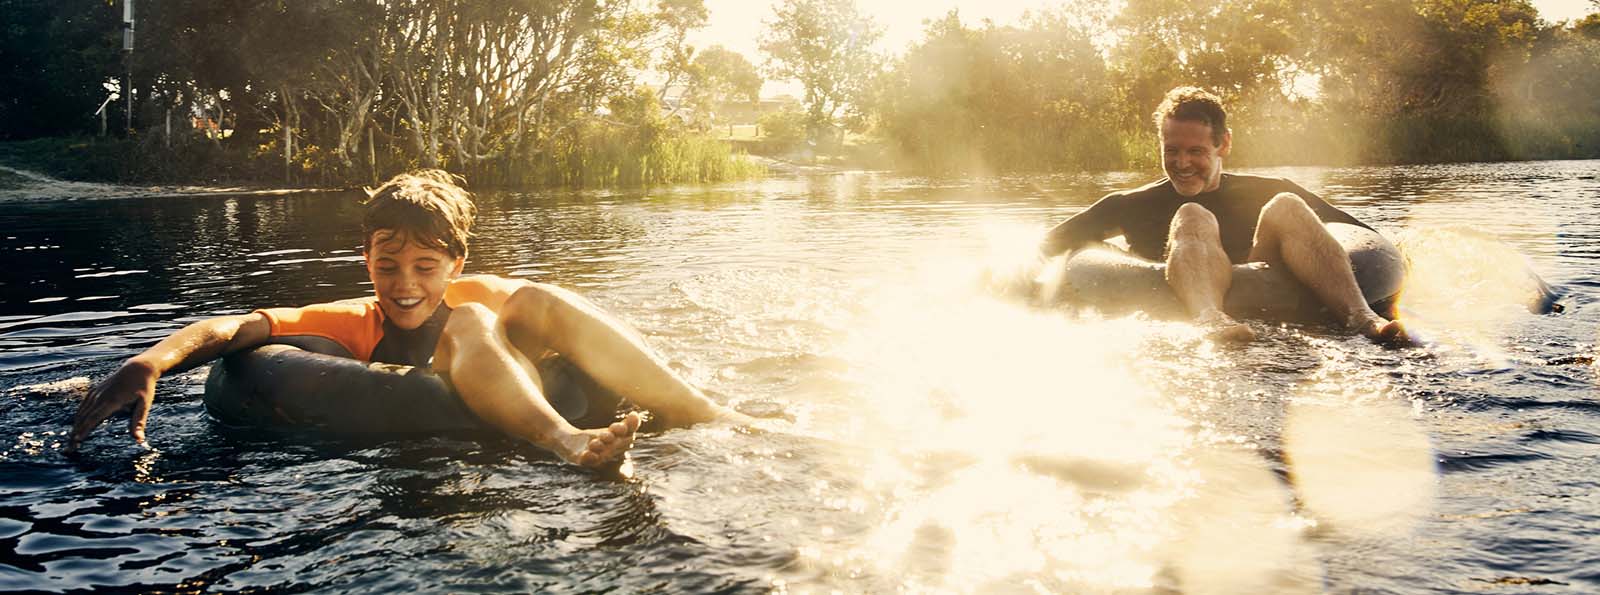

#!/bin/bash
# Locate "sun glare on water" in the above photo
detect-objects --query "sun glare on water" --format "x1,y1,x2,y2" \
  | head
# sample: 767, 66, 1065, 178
779, 221, 1439, 592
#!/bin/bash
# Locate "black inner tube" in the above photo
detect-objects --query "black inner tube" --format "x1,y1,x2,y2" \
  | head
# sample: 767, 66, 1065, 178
203, 336, 625, 434
1052, 223, 1405, 324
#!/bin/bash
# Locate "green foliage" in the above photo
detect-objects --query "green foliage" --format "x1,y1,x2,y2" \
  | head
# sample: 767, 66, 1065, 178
871, 0, 1600, 171
759, 0, 883, 140
682, 46, 763, 128
4, 0, 1597, 182
0, 0, 762, 188
755, 107, 808, 154
875, 10, 1121, 173
515, 88, 764, 188
0, 0, 121, 140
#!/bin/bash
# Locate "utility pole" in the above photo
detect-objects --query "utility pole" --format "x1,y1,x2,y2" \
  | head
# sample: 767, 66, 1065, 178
122, 0, 135, 135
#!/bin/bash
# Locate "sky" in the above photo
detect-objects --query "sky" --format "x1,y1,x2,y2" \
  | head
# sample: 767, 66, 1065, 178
690, 0, 1597, 98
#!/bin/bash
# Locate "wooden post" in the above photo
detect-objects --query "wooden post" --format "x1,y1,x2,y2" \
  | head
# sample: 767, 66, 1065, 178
164, 106, 171, 148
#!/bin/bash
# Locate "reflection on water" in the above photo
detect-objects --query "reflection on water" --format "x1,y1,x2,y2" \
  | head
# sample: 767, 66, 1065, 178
2, 160, 1598, 592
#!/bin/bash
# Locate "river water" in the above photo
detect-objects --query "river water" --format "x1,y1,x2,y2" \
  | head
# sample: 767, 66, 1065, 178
2, 161, 1597, 593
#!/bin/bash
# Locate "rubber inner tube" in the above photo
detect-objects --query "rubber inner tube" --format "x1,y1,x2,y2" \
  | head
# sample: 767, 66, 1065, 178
203, 336, 625, 434
1051, 222, 1406, 324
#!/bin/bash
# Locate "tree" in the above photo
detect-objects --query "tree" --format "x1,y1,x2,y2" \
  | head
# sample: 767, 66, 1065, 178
759, 0, 882, 144
683, 46, 762, 127
654, 0, 709, 102
875, 10, 1115, 172
0, 0, 121, 139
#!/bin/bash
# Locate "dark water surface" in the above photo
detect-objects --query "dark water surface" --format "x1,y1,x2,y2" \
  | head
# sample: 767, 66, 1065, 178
2, 161, 1597, 593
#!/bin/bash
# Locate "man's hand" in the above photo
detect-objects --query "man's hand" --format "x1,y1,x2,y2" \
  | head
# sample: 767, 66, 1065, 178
68, 359, 159, 452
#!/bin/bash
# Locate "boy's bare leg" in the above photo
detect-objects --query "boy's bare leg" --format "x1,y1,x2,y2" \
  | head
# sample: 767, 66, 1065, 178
434, 303, 641, 467
499, 284, 749, 427
1167, 203, 1256, 342
1247, 193, 1409, 344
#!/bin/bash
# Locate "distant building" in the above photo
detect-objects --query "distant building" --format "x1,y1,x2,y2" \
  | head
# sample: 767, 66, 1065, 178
719, 95, 799, 125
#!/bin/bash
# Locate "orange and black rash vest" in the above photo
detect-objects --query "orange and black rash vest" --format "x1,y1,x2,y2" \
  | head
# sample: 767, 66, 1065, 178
255, 297, 452, 367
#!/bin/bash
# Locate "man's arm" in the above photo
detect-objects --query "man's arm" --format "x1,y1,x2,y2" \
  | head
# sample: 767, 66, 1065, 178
69, 313, 271, 450
1039, 195, 1126, 257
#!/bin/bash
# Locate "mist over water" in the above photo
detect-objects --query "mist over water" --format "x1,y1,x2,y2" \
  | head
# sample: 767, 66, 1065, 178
2, 161, 1598, 593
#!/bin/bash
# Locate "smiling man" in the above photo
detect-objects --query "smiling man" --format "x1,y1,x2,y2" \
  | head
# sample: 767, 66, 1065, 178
1039, 87, 1409, 344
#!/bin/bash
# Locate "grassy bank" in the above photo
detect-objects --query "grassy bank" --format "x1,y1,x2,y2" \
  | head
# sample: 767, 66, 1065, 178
0, 130, 767, 191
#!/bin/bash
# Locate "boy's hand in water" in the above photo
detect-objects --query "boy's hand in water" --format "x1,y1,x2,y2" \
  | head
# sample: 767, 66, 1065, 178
69, 360, 159, 452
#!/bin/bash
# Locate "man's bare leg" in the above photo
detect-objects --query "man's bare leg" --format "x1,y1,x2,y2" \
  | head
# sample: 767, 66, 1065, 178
1167, 203, 1255, 342
499, 284, 750, 427
1247, 193, 1410, 344
434, 303, 641, 467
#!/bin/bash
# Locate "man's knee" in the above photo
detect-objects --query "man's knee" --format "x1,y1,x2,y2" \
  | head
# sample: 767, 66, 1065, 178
1170, 202, 1221, 244
1260, 193, 1319, 228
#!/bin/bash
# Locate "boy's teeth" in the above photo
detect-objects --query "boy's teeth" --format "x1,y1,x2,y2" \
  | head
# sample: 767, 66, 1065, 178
395, 298, 422, 307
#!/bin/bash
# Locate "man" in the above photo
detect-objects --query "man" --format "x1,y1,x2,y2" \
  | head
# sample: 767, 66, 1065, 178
1039, 87, 1408, 344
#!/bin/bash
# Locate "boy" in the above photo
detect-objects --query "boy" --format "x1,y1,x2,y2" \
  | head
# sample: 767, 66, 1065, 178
69, 170, 745, 467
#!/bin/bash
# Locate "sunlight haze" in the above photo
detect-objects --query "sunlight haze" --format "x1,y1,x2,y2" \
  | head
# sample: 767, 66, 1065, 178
695, 0, 1596, 97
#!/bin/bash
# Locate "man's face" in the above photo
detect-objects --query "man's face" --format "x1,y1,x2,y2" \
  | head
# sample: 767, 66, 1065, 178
364, 229, 464, 330
1159, 117, 1231, 197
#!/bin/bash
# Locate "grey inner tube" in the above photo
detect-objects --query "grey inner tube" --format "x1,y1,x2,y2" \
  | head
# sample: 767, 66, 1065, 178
204, 336, 624, 434
1053, 223, 1407, 324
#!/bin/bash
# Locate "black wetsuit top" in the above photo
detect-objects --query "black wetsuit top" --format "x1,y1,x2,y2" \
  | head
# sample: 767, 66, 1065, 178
371, 304, 453, 367
1041, 173, 1372, 264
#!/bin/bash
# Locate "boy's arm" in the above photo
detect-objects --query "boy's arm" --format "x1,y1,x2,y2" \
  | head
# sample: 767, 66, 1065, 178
445, 274, 532, 313
68, 313, 271, 450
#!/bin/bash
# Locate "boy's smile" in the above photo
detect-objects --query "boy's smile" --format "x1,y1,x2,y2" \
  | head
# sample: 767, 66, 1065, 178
364, 229, 464, 330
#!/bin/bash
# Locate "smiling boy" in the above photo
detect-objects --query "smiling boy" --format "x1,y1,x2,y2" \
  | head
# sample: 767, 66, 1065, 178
69, 170, 745, 467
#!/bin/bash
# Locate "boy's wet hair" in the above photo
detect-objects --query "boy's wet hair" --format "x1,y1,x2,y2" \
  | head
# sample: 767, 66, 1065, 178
362, 170, 477, 258
1153, 86, 1228, 146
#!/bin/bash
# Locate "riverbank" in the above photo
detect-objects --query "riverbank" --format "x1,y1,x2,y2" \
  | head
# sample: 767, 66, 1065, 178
0, 133, 772, 191
0, 135, 894, 197
0, 164, 344, 202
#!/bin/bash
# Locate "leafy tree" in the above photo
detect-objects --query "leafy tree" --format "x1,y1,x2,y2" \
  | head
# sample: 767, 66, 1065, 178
683, 46, 762, 127
759, 0, 882, 144
875, 10, 1115, 172
654, 0, 710, 102
0, 0, 120, 139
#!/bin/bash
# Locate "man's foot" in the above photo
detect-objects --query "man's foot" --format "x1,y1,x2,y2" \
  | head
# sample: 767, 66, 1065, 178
1197, 310, 1256, 343
1352, 315, 1417, 347
559, 411, 641, 468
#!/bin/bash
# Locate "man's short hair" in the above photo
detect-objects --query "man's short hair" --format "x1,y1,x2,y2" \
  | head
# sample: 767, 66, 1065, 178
362, 169, 477, 258
1153, 87, 1228, 146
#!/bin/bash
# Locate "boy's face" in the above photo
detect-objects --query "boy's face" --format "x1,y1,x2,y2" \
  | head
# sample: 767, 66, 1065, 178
363, 229, 464, 330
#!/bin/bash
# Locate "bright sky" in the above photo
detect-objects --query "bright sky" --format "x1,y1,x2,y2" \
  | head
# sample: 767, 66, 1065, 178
691, 0, 1596, 97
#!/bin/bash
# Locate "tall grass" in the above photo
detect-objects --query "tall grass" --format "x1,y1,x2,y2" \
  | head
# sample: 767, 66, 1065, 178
516, 120, 765, 188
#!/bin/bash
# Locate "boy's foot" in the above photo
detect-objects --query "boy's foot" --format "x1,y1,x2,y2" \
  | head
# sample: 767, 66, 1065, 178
560, 411, 641, 468
1353, 315, 1417, 347
1197, 310, 1256, 343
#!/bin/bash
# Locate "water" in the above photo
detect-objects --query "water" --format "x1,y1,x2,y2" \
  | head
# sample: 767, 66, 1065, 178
2, 161, 1597, 593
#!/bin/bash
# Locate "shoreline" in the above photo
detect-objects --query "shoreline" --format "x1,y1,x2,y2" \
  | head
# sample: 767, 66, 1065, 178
0, 164, 347, 202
